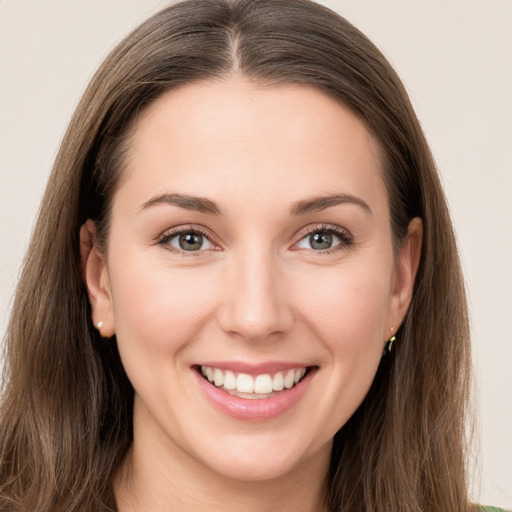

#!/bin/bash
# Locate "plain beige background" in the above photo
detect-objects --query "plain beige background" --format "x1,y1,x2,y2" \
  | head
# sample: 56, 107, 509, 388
1, 0, 511, 508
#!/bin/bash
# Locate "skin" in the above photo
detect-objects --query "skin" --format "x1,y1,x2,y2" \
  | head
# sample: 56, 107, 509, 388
83, 77, 422, 511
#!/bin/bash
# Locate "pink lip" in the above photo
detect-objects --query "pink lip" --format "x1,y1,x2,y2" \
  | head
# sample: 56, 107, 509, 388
194, 366, 316, 421
197, 360, 309, 376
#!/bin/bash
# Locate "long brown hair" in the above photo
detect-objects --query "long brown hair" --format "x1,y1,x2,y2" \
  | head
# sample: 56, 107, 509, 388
0, 1, 474, 510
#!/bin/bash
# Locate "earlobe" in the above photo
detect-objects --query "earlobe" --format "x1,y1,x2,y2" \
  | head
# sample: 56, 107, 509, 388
80, 220, 115, 337
389, 217, 423, 330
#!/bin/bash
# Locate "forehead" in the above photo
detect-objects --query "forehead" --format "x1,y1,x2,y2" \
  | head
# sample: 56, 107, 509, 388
118, 77, 386, 214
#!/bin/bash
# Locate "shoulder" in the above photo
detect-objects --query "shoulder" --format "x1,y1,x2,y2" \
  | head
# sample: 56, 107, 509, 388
480, 507, 511, 512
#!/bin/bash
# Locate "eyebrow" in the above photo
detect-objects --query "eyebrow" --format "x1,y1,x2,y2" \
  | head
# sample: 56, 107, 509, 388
139, 193, 223, 215
290, 193, 372, 216
138, 192, 371, 217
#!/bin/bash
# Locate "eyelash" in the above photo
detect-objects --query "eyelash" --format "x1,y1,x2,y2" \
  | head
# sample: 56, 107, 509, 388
293, 223, 353, 254
157, 225, 219, 256
156, 223, 353, 256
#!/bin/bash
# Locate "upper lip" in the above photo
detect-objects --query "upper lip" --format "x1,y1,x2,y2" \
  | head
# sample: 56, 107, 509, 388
195, 361, 314, 376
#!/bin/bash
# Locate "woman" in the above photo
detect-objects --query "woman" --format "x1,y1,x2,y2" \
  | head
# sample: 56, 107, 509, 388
0, 0, 506, 510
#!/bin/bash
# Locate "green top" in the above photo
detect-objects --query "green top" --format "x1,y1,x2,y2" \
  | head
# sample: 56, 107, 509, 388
480, 507, 511, 512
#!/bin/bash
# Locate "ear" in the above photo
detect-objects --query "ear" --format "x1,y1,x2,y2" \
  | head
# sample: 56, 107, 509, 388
80, 220, 115, 337
387, 217, 423, 335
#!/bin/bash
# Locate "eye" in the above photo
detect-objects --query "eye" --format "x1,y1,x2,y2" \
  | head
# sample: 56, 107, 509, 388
295, 225, 352, 252
159, 228, 216, 253
297, 231, 340, 251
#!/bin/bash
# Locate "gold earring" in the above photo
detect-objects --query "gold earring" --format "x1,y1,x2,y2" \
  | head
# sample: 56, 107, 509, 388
386, 327, 396, 352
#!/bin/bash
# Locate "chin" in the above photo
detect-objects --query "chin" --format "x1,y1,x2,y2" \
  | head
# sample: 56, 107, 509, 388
184, 425, 331, 483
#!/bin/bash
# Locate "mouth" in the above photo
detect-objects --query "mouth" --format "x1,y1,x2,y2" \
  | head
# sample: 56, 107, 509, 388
196, 365, 312, 400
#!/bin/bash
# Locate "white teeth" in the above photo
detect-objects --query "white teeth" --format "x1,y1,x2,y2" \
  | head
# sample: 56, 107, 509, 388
236, 373, 254, 393
284, 370, 295, 389
254, 374, 273, 394
199, 365, 309, 395
213, 368, 224, 387
272, 372, 284, 391
223, 370, 236, 390
293, 368, 307, 384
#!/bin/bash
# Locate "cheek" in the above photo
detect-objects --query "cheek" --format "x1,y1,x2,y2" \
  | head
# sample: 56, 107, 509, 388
107, 251, 217, 355
295, 262, 392, 351
296, 262, 393, 428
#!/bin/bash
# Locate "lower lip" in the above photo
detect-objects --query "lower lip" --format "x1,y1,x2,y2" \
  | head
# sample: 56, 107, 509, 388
194, 368, 315, 421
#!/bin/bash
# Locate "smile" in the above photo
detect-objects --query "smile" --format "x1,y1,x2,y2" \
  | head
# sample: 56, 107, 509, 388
200, 365, 308, 398
194, 363, 316, 420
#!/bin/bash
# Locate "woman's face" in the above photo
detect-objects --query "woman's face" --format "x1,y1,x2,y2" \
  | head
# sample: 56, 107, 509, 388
87, 78, 419, 482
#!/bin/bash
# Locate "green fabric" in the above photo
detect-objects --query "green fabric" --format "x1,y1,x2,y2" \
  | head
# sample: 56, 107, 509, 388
480, 507, 511, 512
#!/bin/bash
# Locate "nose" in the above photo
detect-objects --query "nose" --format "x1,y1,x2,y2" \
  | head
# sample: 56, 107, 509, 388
217, 251, 293, 343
